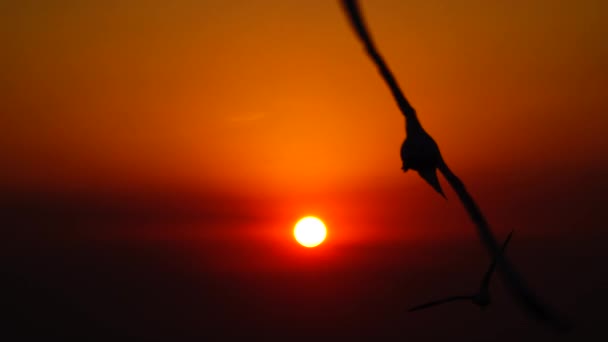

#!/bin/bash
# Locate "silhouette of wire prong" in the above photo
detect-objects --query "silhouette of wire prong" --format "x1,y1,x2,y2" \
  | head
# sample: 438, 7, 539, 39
437, 160, 571, 331
409, 231, 513, 312
340, 0, 571, 332
417, 168, 445, 198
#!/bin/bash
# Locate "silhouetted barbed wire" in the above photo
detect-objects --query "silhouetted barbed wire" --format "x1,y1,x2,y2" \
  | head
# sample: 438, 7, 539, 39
409, 230, 513, 311
339, 0, 570, 332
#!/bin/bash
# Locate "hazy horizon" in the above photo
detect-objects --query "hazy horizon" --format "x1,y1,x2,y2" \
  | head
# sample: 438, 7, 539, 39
2, 0, 608, 340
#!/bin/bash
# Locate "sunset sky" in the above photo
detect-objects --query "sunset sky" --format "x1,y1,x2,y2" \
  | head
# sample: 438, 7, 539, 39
3, 0, 606, 196
2, 1, 608, 340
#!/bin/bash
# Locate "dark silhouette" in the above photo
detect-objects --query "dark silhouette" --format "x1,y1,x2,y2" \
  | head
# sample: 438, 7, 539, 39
339, 0, 570, 332
409, 231, 513, 312
338, 0, 444, 197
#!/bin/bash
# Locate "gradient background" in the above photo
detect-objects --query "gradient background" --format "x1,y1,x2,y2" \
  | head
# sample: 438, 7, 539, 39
2, 0, 607, 340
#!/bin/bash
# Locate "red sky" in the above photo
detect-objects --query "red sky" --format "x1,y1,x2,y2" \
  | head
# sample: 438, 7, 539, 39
2, 2, 608, 340
1, 0, 608, 247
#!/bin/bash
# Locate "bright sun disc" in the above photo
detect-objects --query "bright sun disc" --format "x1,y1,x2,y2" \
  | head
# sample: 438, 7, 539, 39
294, 216, 327, 248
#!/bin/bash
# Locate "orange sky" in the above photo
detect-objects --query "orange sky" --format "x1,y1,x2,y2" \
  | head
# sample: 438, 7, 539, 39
2, 0, 607, 199
4, 4, 608, 340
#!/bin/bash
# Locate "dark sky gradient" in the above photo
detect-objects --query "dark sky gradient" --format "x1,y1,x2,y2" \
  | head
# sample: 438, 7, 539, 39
2, 0, 608, 340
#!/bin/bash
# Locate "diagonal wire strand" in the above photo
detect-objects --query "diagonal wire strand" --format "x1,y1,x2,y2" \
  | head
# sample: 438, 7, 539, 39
339, 0, 570, 332
438, 161, 569, 330
340, 0, 419, 126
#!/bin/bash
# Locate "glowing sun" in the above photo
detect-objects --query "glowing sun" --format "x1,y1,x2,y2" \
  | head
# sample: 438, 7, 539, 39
294, 216, 327, 248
